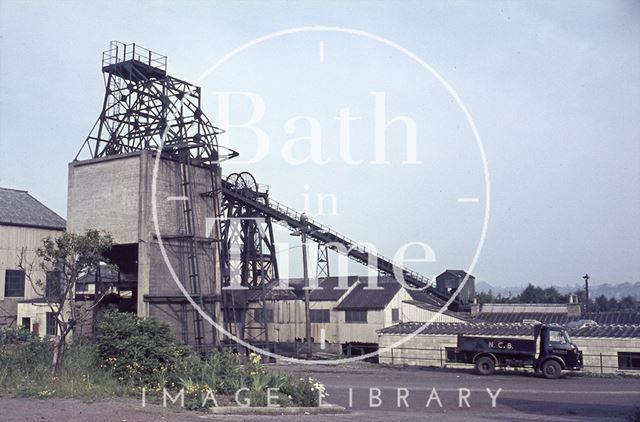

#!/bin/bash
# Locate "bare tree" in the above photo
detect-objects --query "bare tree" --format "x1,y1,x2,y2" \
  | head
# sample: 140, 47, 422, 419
18, 229, 114, 375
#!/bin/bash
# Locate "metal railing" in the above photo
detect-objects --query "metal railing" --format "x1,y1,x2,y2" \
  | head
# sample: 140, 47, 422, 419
381, 346, 638, 375
102, 41, 167, 71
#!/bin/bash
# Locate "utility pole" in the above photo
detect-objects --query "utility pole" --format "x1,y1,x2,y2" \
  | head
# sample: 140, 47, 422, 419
583, 274, 590, 314
300, 213, 312, 359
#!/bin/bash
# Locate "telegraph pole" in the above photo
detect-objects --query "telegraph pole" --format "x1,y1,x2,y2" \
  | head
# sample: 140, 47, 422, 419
582, 274, 590, 314
301, 213, 312, 359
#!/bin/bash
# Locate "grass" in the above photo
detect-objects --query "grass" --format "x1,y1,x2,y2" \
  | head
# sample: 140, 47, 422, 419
0, 334, 134, 400
0, 325, 325, 409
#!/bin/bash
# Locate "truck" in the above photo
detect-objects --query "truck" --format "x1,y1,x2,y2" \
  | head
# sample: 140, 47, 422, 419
454, 324, 583, 379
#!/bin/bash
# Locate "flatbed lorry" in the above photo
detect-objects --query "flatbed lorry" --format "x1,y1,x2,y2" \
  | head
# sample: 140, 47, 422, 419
454, 324, 583, 379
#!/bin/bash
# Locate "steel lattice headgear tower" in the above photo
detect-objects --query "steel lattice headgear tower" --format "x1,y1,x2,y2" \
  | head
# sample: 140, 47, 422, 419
73, 42, 236, 353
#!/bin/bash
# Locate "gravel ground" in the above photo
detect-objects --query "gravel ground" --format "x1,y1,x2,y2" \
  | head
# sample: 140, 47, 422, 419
1, 363, 639, 421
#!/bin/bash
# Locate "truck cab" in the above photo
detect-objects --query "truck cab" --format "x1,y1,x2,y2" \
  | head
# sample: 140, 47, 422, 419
535, 324, 583, 378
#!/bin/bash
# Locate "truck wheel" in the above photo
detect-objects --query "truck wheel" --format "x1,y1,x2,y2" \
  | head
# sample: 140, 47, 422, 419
475, 356, 495, 375
542, 360, 562, 379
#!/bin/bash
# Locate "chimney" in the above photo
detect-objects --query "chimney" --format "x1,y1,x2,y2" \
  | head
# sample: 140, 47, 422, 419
567, 293, 581, 318
470, 298, 481, 316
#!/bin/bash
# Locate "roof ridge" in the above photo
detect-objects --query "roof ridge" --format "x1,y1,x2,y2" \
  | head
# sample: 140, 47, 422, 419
0, 186, 28, 193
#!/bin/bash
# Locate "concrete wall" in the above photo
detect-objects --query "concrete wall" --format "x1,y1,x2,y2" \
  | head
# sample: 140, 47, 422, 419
378, 333, 640, 375
573, 337, 640, 374
68, 153, 141, 244
67, 151, 223, 347
379, 333, 459, 368
0, 225, 63, 329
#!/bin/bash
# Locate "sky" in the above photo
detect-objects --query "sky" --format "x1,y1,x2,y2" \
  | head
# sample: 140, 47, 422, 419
0, 0, 638, 287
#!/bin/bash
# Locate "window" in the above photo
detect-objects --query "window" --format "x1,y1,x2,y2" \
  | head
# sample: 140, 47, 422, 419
618, 352, 640, 370
252, 308, 274, 323
46, 312, 57, 336
21, 317, 31, 331
4, 270, 25, 297
391, 308, 400, 323
345, 310, 367, 323
310, 309, 330, 323
548, 330, 566, 344
46, 271, 63, 298
75, 282, 89, 293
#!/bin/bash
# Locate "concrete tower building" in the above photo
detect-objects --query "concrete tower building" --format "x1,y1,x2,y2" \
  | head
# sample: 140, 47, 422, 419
69, 42, 235, 351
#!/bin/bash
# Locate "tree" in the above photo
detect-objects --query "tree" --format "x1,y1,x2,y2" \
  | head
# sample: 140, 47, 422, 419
18, 229, 114, 375
619, 296, 638, 312
594, 294, 609, 312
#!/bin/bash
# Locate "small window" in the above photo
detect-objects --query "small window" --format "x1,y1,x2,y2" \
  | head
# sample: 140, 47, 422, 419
4, 270, 25, 297
391, 308, 400, 323
76, 282, 89, 293
548, 330, 566, 344
21, 317, 31, 331
46, 312, 57, 336
310, 309, 330, 323
618, 352, 640, 370
46, 271, 63, 298
345, 310, 367, 323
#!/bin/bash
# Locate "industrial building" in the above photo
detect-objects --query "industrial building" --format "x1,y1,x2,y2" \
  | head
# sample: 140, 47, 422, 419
3, 41, 638, 371
64, 41, 464, 355
377, 301, 640, 374
0, 187, 66, 336
238, 275, 468, 359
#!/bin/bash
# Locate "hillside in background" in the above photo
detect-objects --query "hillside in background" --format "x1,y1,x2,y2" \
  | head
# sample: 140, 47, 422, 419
476, 281, 640, 300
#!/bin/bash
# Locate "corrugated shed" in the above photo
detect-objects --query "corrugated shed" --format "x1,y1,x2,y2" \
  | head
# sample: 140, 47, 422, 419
475, 311, 640, 325
0, 187, 66, 230
379, 322, 640, 339
476, 312, 571, 324
481, 303, 568, 313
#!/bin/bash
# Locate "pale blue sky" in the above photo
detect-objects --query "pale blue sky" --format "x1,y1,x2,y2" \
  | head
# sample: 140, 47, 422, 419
0, 0, 638, 287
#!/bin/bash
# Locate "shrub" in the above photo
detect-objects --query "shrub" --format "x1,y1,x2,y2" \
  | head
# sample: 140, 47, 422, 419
0, 328, 52, 390
0, 328, 129, 399
95, 311, 197, 387
174, 351, 326, 408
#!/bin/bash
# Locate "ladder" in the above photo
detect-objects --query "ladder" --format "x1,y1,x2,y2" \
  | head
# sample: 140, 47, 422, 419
179, 160, 205, 351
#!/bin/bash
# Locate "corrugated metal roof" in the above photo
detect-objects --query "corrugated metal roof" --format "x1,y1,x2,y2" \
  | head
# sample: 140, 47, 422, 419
0, 187, 66, 230
309, 276, 359, 301
481, 303, 568, 313
476, 312, 571, 324
379, 322, 534, 336
335, 277, 401, 310
475, 311, 640, 325
271, 276, 359, 301
378, 322, 640, 339
584, 312, 640, 325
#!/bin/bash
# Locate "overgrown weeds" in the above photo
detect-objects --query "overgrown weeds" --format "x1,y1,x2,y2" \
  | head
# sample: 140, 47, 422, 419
1, 312, 326, 409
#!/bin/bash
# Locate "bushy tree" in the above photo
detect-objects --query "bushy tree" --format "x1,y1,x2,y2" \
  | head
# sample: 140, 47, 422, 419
19, 229, 114, 375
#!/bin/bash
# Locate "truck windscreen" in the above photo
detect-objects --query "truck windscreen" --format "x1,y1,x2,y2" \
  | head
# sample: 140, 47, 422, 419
549, 330, 567, 344
563, 331, 572, 344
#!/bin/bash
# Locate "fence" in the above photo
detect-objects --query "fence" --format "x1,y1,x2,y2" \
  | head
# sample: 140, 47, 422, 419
383, 346, 636, 375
